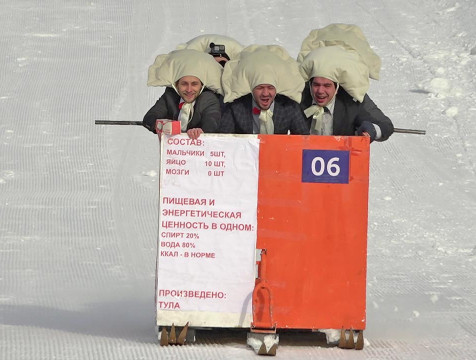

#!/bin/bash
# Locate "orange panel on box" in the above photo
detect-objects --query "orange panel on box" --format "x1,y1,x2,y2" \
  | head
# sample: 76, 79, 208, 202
256, 135, 369, 330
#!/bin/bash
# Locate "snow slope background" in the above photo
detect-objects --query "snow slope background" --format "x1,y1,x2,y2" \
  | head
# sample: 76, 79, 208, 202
1, 0, 475, 359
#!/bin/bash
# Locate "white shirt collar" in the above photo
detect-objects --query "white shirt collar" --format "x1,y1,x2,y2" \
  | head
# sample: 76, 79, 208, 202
179, 98, 196, 107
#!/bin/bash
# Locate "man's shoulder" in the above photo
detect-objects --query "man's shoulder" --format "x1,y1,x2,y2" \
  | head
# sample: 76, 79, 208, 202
233, 94, 252, 103
226, 94, 252, 108
275, 94, 300, 107
300, 85, 313, 109
159, 87, 180, 103
199, 88, 219, 97
163, 86, 178, 96
336, 88, 363, 104
197, 88, 221, 104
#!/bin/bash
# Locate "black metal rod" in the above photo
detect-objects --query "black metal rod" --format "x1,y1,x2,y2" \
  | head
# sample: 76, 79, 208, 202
394, 128, 426, 135
95, 120, 426, 135
95, 120, 143, 125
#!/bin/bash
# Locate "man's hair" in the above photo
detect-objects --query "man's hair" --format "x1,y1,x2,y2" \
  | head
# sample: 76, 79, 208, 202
309, 77, 337, 88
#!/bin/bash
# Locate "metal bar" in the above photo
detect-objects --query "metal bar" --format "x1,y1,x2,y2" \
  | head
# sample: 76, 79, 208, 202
394, 127, 426, 135
95, 120, 426, 135
95, 120, 143, 125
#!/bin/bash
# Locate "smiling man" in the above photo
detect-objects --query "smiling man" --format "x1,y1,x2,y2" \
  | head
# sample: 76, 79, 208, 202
218, 45, 309, 135
143, 49, 224, 139
310, 77, 337, 107
176, 76, 202, 103
300, 73, 393, 142
299, 44, 394, 142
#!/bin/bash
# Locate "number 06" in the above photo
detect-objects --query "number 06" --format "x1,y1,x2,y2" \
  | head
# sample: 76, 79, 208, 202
311, 157, 341, 176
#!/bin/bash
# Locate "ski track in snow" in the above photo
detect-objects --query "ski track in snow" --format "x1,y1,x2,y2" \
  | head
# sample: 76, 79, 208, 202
0, 0, 475, 359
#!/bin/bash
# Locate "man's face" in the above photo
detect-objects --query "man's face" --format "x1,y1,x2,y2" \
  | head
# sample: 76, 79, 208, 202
176, 76, 202, 103
310, 77, 337, 107
252, 84, 277, 110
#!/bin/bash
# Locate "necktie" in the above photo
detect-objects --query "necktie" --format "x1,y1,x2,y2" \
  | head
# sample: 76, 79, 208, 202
259, 109, 274, 134
253, 106, 274, 134
178, 102, 193, 131
304, 105, 326, 135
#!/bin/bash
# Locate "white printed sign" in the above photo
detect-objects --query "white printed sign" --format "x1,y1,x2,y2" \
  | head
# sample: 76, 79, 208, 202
156, 134, 260, 327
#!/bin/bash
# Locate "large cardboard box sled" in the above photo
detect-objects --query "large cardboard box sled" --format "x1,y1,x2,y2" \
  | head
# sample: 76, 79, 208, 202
155, 134, 369, 349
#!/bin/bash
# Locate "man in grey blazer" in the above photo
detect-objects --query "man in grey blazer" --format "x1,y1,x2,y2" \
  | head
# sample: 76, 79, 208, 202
218, 45, 310, 135
143, 77, 221, 137
143, 49, 224, 139
218, 84, 309, 135
300, 77, 394, 142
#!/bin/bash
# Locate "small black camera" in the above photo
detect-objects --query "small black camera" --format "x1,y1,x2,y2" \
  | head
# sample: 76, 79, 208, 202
209, 42, 226, 57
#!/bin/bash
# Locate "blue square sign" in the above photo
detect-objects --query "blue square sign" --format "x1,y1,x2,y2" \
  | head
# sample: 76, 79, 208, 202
302, 149, 350, 184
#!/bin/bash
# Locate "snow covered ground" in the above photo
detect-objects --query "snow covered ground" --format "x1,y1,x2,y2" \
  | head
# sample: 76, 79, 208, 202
1, 0, 475, 359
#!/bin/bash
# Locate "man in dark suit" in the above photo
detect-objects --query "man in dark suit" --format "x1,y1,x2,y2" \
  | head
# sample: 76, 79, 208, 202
143, 49, 224, 139
143, 75, 221, 139
218, 83, 309, 135
301, 76, 393, 142
217, 44, 310, 135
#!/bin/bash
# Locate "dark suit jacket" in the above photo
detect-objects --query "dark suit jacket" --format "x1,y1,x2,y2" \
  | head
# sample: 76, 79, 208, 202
218, 94, 310, 135
143, 87, 221, 134
300, 84, 394, 140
